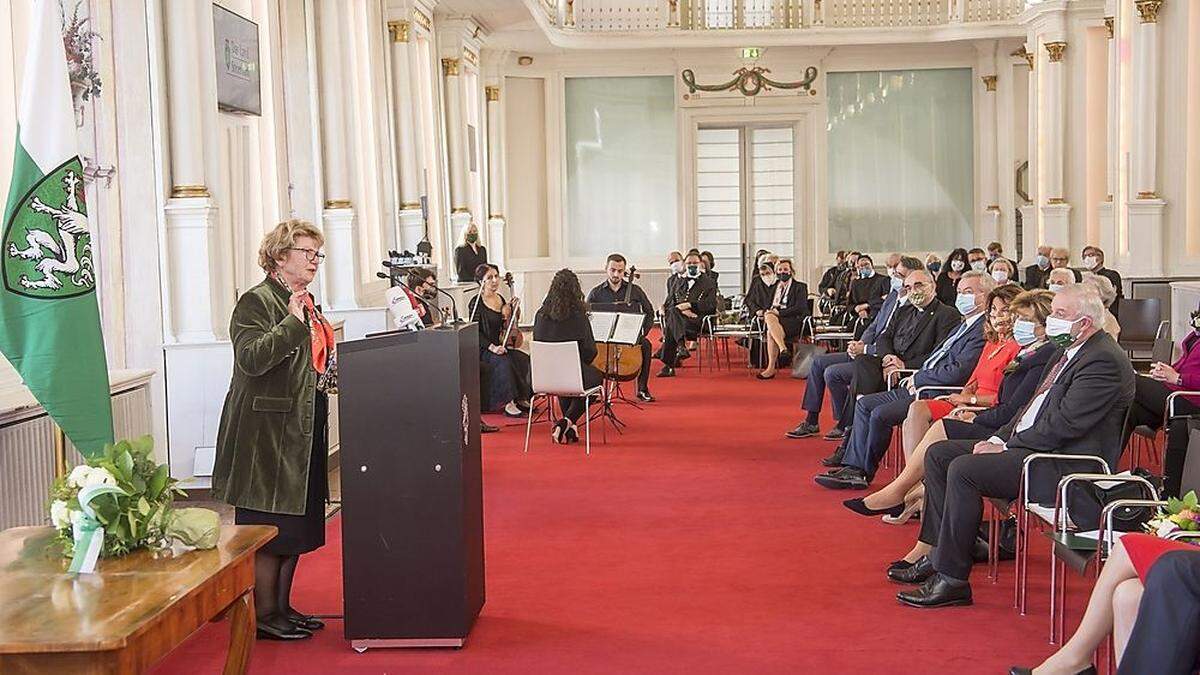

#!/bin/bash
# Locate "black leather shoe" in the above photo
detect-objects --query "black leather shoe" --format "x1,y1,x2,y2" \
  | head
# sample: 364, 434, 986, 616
287, 612, 325, 631
636, 390, 655, 402
657, 366, 675, 377
481, 422, 499, 433
820, 448, 846, 467
843, 497, 904, 518
887, 559, 915, 573
786, 422, 821, 439
822, 427, 846, 440
257, 617, 313, 640
896, 574, 973, 608
813, 466, 868, 490
887, 555, 934, 584
1009, 667, 1095, 675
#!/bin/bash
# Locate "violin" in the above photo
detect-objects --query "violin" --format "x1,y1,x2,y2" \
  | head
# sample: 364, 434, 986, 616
591, 265, 645, 382
499, 271, 524, 350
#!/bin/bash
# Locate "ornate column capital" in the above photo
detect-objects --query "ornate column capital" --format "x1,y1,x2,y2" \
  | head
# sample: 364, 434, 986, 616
982, 75, 997, 92
485, 86, 500, 102
1045, 41, 1067, 63
1135, 0, 1162, 24
442, 58, 460, 77
1103, 17, 1114, 38
1012, 46, 1034, 70
387, 20, 409, 43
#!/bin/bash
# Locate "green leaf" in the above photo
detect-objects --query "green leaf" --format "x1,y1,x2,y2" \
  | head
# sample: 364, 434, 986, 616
1169, 497, 1185, 513
1185, 491, 1199, 510
148, 465, 169, 500
137, 497, 150, 515
116, 450, 134, 482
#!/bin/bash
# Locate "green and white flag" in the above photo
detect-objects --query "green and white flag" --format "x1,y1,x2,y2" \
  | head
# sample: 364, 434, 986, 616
0, 0, 113, 458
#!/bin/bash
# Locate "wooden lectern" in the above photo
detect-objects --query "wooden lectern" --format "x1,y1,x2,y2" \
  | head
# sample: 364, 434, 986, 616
337, 325, 485, 650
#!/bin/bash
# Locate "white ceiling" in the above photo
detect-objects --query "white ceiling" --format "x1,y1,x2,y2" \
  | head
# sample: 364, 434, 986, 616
433, 0, 558, 53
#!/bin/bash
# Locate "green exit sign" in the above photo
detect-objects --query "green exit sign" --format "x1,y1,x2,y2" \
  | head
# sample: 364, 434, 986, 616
741, 47, 761, 60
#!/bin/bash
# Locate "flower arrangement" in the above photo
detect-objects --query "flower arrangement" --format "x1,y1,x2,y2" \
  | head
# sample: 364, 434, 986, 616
59, 0, 102, 124
48, 436, 217, 572
1146, 490, 1200, 538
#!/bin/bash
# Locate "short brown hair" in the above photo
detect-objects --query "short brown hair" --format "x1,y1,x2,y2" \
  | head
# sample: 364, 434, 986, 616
258, 219, 324, 273
984, 284, 1023, 342
606, 253, 627, 266
1009, 289, 1055, 326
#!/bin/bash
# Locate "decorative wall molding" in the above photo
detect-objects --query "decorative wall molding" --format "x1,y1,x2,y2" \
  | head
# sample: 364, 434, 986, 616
170, 184, 210, 198
485, 85, 500, 102
324, 199, 352, 209
387, 20, 409, 43
1044, 41, 1067, 63
442, 57, 460, 76
1103, 16, 1114, 39
1135, 0, 1162, 24
982, 75, 997, 91
412, 7, 432, 31
1012, 45, 1033, 69
680, 66, 819, 97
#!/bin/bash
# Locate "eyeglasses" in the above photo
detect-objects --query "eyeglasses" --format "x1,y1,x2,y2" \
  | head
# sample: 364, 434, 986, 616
288, 247, 326, 263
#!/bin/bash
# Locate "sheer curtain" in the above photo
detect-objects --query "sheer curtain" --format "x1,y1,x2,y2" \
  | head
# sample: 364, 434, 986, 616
826, 69, 974, 253
564, 76, 677, 260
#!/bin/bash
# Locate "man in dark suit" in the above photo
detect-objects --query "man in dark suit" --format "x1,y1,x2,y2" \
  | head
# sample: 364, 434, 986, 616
1082, 245, 1123, 319
848, 254, 892, 328
895, 284, 1136, 608
1023, 244, 1052, 290
658, 251, 717, 377
833, 251, 861, 307
787, 255, 921, 440
818, 250, 847, 300
1117, 550, 1200, 674
815, 270, 993, 488
986, 241, 1019, 285
588, 253, 656, 401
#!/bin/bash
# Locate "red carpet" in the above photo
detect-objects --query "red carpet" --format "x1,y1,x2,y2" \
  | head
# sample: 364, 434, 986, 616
155, 353, 1087, 674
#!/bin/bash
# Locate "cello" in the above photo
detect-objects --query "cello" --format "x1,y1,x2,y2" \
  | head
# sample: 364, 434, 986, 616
591, 265, 644, 382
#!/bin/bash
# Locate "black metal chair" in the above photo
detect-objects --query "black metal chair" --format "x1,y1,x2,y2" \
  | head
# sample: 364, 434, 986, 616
1117, 298, 1163, 364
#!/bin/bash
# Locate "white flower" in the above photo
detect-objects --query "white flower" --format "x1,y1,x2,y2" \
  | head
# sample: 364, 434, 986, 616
50, 500, 71, 530
67, 465, 92, 489
67, 465, 117, 489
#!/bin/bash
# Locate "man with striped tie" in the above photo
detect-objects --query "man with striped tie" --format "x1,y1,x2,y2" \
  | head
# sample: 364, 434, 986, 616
814, 271, 995, 490
895, 284, 1135, 608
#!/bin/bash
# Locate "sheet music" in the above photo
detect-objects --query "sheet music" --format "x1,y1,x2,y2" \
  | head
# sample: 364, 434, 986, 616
609, 312, 643, 345
590, 312, 619, 341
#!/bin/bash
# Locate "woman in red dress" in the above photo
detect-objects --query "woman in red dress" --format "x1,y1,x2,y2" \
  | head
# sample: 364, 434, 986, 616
1014, 533, 1198, 674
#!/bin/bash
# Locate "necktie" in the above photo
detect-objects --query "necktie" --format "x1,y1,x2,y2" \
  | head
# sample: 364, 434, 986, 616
1011, 351, 1070, 423
922, 319, 969, 369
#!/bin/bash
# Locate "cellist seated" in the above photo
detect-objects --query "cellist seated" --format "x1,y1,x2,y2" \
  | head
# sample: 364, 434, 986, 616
587, 253, 655, 402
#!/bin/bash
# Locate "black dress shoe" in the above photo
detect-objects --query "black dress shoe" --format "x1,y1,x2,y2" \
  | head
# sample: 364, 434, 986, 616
887, 559, 915, 573
1009, 667, 1095, 675
786, 422, 821, 439
820, 448, 846, 467
896, 574, 973, 608
287, 612, 325, 631
756, 372, 776, 380
481, 422, 499, 433
256, 617, 313, 640
657, 366, 675, 377
813, 466, 868, 490
843, 497, 904, 518
887, 555, 934, 584
636, 390, 655, 402
822, 427, 846, 440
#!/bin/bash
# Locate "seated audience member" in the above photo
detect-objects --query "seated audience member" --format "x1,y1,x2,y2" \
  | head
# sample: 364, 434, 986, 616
587, 253, 656, 402
848, 254, 891, 326
532, 269, 604, 444
1049, 246, 1082, 282
758, 259, 809, 379
744, 256, 778, 319
1124, 302, 1200, 497
814, 271, 994, 487
893, 284, 1135, 608
1082, 244, 1123, 318
842, 284, 1020, 515
1024, 244, 1052, 290
1013, 535, 1200, 675
819, 251, 848, 299
967, 247, 988, 273
986, 241, 1019, 285
988, 257, 1018, 287
469, 263, 532, 417
787, 256, 921, 439
658, 251, 718, 377
1080, 272, 1121, 339
833, 251, 862, 307
665, 250, 685, 278
1047, 267, 1075, 294
925, 253, 942, 276
854, 292, 1054, 542
700, 250, 719, 286
936, 248, 970, 305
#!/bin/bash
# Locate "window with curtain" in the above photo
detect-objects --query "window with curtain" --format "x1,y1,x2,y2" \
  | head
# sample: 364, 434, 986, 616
564, 76, 677, 260
826, 68, 974, 254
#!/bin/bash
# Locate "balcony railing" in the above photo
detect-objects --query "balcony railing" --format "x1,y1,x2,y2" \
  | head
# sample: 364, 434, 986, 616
551, 0, 1024, 31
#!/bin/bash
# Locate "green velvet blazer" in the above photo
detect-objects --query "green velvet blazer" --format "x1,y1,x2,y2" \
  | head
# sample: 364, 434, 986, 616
212, 278, 318, 515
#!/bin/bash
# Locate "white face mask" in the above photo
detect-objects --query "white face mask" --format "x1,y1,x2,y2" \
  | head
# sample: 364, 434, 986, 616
950, 260, 966, 272
670, 260, 684, 274
1083, 256, 1100, 270
970, 260, 987, 272
1048, 283, 1065, 294
992, 270, 1009, 284
760, 273, 777, 286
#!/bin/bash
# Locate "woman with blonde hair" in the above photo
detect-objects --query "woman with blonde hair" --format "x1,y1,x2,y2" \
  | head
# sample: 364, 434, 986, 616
454, 222, 488, 283
213, 219, 335, 641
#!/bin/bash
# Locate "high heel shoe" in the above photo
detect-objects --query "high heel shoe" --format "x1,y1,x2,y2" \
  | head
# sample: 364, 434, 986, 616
882, 499, 922, 526
1009, 666, 1096, 675
842, 497, 904, 518
551, 419, 568, 444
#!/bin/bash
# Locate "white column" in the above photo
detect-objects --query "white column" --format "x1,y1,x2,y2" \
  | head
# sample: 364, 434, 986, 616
387, 19, 424, 252
1041, 39, 1071, 245
442, 57, 472, 236
1098, 13, 1117, 256
485, 83, 506, 266
163, 0, 217, 343
316, 0, 357, 309
1126, 0, 1166, 277
979, 68, 1000, 244
1021, 42, 1039, 260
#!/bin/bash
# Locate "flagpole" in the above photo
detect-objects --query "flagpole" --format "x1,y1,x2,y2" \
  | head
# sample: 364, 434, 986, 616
53, 424, 68, 479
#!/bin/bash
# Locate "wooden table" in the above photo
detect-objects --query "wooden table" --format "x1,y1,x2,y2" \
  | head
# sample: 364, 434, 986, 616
0, 524, 275, 674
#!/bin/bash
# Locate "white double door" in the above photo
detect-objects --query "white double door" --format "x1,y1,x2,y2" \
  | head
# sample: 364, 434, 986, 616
694, 126, 796, 297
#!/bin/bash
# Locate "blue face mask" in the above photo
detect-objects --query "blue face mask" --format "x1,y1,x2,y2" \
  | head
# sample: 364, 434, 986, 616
928, 262, 941, 275
955, 292, 976, 316
890, 275, 903, 292
1013, 319, 1039, 346
1036, 254, 1050, 268
1048, 283, 1065, 294
859, 267, 873, 279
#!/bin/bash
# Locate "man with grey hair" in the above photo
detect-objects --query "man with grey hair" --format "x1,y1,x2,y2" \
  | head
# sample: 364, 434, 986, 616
1080, 271, 1121, 338
896, 284, 1136, 608
816, 270, 996, 489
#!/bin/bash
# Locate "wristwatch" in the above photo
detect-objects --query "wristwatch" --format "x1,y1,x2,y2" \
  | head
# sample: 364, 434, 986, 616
970, 395, 978, 405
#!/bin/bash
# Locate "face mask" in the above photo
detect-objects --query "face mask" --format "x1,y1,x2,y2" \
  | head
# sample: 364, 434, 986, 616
686, 264, 701, 278
1048, 283, 1065, 294
1036, 254, 1050, 268
1192, 311, 1200, 331
760, 273, 777, 286
908, 290, 929, 306
897, 293, 910, 305
992, 270, 1009, 284
670, 260, 684, 274
928, 262, 941, 275
955, 292, 977, 316
1046, 315, 1082, 348
465, 232, 478, 244
1013, 319, 1039, 346
778, 272, 792, 283
890, 275, 904, 292
970, 260, 987, 272
950, 260, 966, 272
988, 253, 999, 262
1083, 256, 1099, 270
858, 268, 873, 278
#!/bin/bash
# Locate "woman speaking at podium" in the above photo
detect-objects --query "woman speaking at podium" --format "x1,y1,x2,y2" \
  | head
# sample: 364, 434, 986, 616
212, 220, 333, 641
533, 269, 604, 444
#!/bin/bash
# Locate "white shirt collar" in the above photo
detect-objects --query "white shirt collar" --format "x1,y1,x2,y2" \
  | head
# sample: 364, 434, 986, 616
961, 311, 986, 329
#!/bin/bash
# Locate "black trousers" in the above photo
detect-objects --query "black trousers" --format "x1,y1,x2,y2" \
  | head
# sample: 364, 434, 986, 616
660, 308, 701, 367
637, 336, 652, 391
1117, 550, 1200, 675
560, 363, 604, 424
920, 440, 1031, 581
941, 418, 999, 442
1125, 376, 1200, 496
836, 354, 886, 429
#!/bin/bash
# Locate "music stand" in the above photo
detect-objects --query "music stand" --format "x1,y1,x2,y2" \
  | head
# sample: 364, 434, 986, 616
590, 311, 645, 431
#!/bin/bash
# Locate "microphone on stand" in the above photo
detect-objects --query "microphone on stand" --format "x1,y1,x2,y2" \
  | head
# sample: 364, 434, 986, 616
466, 281, 483, 324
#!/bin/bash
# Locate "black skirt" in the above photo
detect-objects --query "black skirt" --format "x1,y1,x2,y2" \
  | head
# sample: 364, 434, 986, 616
236, 392, 329, 556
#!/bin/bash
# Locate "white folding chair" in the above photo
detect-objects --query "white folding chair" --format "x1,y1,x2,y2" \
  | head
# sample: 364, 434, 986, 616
525, 340, 606, 455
